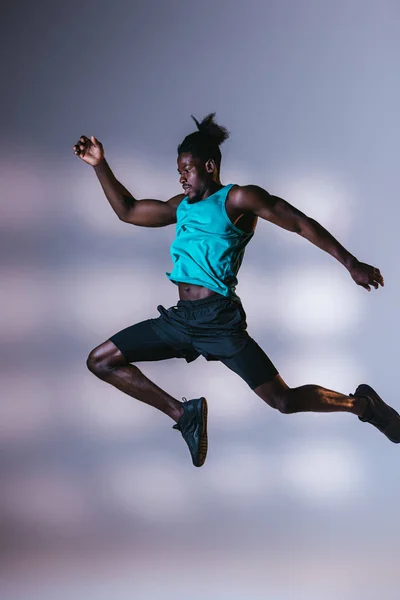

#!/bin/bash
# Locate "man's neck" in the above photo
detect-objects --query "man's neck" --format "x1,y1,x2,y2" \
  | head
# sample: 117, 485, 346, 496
201, 180, 223, 200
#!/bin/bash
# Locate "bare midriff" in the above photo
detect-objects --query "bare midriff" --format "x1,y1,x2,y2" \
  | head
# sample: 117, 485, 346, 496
177, 282, 219, 301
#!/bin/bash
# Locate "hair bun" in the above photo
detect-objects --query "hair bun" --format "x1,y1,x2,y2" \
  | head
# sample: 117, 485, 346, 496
191, 113, 229, 146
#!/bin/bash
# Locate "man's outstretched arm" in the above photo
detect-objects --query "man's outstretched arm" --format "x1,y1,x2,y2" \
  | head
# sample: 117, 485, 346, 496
93, 158, 183, 227
73, 135, 183, 227
233, 184, 384, 291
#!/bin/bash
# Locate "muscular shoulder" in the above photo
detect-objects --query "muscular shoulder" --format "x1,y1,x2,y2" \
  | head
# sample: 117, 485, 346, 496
227, 184, 272, 213
167, 193, 185, 209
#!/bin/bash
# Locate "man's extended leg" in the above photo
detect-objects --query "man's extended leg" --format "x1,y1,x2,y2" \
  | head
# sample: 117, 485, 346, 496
87, 340, 184, 422
220, 335, 367, 417
253, 374, 367, 416
253, 374, 400, 443
218, 332, 400, 443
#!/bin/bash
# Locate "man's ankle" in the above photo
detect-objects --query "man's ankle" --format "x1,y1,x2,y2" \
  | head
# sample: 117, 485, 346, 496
351, 394, 368, 418
171, 403, 185, 423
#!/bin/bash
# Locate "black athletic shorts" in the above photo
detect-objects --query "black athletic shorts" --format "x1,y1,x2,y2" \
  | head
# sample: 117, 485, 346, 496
109, 294, 278, 390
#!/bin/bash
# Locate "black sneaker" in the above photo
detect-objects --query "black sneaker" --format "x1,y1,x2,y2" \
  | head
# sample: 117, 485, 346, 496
173, 397, 208, 467
351, 384, 400, 443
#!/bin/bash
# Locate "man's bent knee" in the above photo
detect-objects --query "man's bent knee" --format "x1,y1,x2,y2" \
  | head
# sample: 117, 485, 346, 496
274, 393, 297, 414
260, 393, 294, 414
86, 340, 126, 378
254, 376, 297, 414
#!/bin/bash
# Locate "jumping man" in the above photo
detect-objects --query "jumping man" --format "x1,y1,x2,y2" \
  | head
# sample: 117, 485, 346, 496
73, 113, 400, 467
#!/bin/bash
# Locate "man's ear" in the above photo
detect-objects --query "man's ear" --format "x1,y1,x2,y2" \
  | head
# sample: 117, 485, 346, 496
205, 159, 216, 173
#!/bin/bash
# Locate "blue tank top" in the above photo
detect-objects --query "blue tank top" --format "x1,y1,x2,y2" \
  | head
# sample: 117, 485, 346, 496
166, 184, 254, 299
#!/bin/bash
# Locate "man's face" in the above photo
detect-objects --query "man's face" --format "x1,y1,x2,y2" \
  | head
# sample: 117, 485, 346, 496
177, 153, 214, 202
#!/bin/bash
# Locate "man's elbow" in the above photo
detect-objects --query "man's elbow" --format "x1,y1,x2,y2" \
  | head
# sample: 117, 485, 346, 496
118, 212, 130, 223
291, 220, 303, 234
297, 216, 318, 237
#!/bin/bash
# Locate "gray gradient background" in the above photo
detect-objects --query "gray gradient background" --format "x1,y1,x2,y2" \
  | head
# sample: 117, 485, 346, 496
1, 1, 400, 599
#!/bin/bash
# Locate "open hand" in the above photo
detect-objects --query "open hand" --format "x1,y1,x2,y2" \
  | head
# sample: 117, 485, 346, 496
349, 259, 384, 291
73, 135, 104, 166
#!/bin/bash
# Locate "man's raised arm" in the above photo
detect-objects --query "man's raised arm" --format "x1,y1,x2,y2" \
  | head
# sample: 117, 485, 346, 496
73, 135, 183, 227
231, 184, 384, 292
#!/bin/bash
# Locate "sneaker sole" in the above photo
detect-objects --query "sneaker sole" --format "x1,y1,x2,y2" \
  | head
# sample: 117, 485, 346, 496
196, 397, 208, 467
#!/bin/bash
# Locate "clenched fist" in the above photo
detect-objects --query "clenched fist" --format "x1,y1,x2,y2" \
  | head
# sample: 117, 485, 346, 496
73, 135, 104, 166
348, 259, 384, 292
